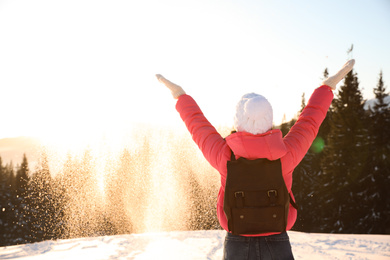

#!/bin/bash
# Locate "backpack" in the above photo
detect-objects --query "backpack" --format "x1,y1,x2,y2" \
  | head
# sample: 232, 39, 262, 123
223, 150, 298, 235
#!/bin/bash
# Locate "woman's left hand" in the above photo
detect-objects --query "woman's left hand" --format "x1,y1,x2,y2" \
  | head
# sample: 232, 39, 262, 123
156, 74, 186, 99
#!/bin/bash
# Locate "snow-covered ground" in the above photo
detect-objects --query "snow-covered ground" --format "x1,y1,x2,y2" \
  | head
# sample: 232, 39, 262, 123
0, 230, 389, 260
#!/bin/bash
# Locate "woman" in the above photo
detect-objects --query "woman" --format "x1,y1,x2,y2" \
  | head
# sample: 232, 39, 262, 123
156, 59, 355, 259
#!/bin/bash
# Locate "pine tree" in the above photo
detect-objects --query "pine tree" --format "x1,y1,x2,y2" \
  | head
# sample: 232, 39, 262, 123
8, 155, 31, 245
0, 156, 11, 246
27, 153, 56, 242
292, 69, 332, 232
54, 153, 75, 239
320, 69, 369, 233
0, 162, 16, 245
291, 93, 314, 231
371, 71, 390, 148
303, 68, 333, 232
317, 68, 332, 141
364, 71, 390, 233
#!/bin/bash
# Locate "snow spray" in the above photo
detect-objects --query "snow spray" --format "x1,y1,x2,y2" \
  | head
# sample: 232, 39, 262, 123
28, 125, 223, 239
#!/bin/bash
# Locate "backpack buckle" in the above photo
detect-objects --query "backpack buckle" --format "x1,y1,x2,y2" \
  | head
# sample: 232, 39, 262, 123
268, 190, 278, 198
235, 191, 245, 198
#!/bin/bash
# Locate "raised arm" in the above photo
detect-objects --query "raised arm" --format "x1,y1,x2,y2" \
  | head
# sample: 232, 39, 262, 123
283, 59, 355, 168
156, 74, 229, 171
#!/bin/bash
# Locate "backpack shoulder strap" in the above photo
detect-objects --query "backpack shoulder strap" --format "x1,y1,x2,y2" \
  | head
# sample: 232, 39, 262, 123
230, 150, 236, 161
289, 193, 298, 209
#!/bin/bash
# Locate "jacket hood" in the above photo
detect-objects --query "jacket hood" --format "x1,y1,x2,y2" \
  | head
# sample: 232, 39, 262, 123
225, 129, 287, 161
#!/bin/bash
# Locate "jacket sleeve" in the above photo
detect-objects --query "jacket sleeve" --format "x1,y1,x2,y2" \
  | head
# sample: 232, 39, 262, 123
283, 85, 334, 169
175, 95, 230, 171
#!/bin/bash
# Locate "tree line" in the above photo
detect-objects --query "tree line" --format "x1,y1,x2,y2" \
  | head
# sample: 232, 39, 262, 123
0, 68, 389, 247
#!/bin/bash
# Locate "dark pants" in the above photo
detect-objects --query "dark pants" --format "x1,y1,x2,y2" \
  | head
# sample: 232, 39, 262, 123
223, 232, 294, 260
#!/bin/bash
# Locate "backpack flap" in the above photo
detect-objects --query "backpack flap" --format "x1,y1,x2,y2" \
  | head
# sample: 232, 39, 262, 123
223, 150, 290, 235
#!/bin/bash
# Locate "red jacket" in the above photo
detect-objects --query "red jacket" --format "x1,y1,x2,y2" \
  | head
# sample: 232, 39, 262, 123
175, 85, 334, 236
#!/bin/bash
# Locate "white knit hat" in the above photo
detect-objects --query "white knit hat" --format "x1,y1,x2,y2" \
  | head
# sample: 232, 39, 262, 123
233, 93, 273, 135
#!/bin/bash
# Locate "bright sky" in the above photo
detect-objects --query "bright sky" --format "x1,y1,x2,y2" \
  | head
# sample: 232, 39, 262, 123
1, 0, 389, 144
